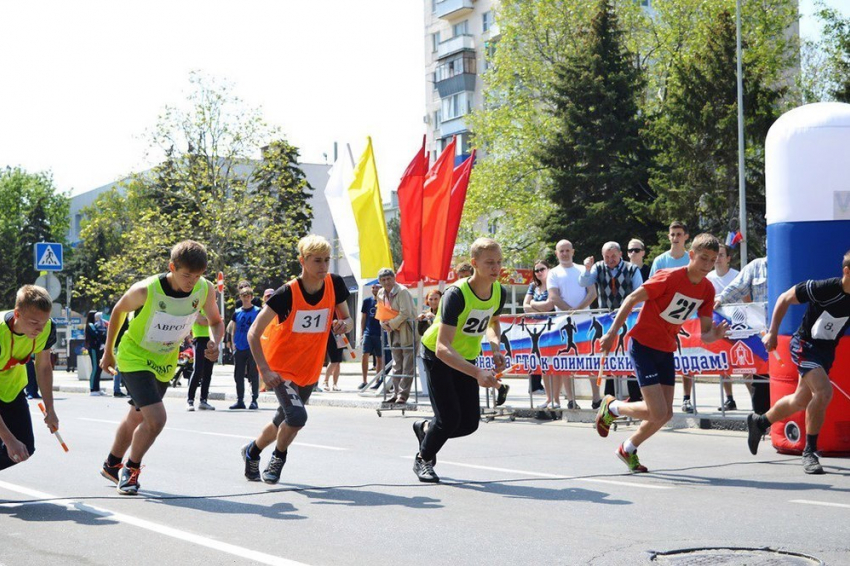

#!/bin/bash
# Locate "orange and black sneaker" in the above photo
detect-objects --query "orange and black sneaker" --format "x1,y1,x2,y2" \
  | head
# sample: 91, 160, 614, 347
616, 443, 648, 473
101, 461, 123, 485
117, 465, 142, 495
595, 395, 616, 438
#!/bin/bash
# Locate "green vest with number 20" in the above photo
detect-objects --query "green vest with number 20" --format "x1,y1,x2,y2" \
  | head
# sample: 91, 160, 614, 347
421, 280, 501, 361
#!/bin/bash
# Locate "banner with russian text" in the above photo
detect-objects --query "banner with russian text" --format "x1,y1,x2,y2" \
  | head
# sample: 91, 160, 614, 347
477, 304, 769, 376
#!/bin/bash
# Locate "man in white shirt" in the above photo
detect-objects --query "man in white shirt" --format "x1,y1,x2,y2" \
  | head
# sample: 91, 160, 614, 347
547, 240, 599, 409
707, 244, 743, 411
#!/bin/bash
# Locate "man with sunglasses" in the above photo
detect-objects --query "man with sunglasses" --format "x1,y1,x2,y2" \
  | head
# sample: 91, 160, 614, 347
626, 239, 651, 282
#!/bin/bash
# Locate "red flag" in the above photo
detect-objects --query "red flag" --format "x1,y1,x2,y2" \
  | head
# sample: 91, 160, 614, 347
420, 137, 457, 280
439, 151, 475, 278
396, 137, 428, 284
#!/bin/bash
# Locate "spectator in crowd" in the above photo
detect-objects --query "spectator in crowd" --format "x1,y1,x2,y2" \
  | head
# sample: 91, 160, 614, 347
523, 259, 553, 395
707, 244, 742, 411
186, 309, 216, 411
230, 287, 261, 410
650, 221, 696, 412
85, 311, 107, 396
547, 239, 599, 409
378, 268, 416, 404
715, 255, 770, 414
416, 290, 443, 398
455, 262, 473, 280
263, 288, 274, 303
626, 239, 651, 282
580, 242, 644, 404
360, 284, 384, 390
322, 312, 343, 391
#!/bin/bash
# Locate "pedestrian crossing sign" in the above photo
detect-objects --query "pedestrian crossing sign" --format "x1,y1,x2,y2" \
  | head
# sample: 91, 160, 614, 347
34, 242, 63, 271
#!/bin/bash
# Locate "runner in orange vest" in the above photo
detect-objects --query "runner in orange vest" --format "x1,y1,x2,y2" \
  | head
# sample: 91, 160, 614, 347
240, 235, 353, 484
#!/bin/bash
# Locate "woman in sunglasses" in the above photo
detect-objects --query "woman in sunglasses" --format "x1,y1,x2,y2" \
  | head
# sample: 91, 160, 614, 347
524, 260, 554, 404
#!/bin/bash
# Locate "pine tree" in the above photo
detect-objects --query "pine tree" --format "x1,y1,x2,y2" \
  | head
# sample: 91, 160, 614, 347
536, 0, 657, 257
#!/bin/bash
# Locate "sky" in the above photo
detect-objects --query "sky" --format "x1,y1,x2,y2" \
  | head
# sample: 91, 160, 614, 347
0, 1, 847, 202
0, 1, 425, 200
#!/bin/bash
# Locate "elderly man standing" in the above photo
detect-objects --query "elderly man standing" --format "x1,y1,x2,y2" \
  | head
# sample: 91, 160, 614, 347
377, 268, 416, 404
715, 256, 770, 414
548, 239, 599, 409
581, 242, 644, 403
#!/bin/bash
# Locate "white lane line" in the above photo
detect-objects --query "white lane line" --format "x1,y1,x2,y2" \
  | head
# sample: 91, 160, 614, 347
422, 459, 673, 490
0, 480, 309, 566
78, 418, 346, 451
790, 499, 850, 509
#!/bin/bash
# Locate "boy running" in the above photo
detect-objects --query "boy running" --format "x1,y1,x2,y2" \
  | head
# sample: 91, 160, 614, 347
0, 286, 59, 470
750, 250, 850, 474
413, 238, 507, 483
596, 234, 729, 472
240, 235, 352, 484
100, 241, 223, 494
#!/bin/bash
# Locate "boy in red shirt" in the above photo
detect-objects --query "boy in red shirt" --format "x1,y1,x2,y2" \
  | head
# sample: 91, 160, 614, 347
595, 233, 729, 472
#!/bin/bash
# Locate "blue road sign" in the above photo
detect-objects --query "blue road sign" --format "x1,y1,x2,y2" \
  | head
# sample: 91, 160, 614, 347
34, 242, 63, 271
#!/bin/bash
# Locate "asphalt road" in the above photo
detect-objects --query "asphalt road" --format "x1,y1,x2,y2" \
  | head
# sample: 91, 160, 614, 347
1, 394, 848, 565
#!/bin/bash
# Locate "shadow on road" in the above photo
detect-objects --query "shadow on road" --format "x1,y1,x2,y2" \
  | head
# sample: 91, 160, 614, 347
0, 500, 120, 526
445, 479, 631, 505
286, 484, 443, 509
143, 489, 307, 520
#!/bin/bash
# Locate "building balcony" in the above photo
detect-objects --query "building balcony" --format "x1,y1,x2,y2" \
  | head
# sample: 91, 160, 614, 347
435, 0, 474, 20
437, 34, 475, 60
436, 72, 477, 98
440, 116, 468, 138
485, 21, 500, 40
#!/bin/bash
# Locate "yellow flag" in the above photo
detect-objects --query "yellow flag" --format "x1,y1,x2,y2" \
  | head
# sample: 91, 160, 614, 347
348, 137, 393, 279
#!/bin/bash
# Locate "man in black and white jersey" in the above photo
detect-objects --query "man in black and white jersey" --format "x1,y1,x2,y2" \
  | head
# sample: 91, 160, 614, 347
753, 250, 850, 474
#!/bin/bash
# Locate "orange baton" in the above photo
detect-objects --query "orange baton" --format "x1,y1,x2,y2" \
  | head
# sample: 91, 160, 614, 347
38, 403, 68, 452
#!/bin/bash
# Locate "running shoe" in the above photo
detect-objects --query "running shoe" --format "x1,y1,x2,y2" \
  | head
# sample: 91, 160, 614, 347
681, 399, 694, 413
241, 443, 261, 481
358, 382, 368, 390
262, 453, 287, 484
802, 450, 825, 475
616, 444, 648, 473
595, 394, 616, 438
101, 461, 123, 485
537, 402, 551, 410
117, 465, 142, 495
718, 398, 737, 411
746, 413, 763, 455
496, 383, 510, 407
198, 400, 215, 411
186, 400, 195, 412
413, 455, 439, 483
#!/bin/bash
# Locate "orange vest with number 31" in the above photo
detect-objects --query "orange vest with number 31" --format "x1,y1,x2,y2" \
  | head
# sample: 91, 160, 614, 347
261, 275, 336, 386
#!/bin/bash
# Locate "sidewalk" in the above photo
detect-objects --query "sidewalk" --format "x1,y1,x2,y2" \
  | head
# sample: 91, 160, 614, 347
55, 363, 754, 430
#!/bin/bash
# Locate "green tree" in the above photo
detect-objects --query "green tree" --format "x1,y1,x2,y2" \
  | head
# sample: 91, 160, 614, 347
73, 73, 313, 307
0, 167, 70, 307
536, 0, 657, 257
648, 10, 783, 260
386, 216, 403, 269
804, 2, 850, 102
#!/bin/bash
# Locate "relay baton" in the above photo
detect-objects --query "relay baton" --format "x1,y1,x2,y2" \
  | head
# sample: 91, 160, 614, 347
771, 350, 784, 366
596, 354, 607, 387
495, 363, 523, 380
38, 403, 68, 452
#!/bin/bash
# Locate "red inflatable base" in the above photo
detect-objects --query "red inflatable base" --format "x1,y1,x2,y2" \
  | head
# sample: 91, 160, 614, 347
769, 335, 850, 456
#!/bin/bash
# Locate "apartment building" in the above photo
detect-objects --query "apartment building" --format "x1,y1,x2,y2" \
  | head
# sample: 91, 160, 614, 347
424, 0, 498, 165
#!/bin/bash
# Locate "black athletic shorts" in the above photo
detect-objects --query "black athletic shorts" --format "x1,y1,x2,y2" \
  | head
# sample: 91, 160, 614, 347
790, 335, 835, 378
326, 333, 343, 364
629, 338, 676, 388
122, 370, 170, 409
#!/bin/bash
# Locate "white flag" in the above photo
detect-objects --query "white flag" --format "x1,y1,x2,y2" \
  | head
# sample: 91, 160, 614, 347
324, 145, 362, 284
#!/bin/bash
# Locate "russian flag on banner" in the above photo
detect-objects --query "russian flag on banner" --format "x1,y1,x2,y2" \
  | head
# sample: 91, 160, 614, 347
726, 230, 743, 248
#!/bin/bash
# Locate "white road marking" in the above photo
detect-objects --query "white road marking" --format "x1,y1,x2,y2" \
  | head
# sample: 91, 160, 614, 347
0, 480, 309, 566
790, 499, 850, 509
78, 418, 346, 451
417, 458, 673, 490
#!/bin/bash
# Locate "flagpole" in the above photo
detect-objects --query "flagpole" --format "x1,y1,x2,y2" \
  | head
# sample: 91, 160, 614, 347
736, 0, 748, 268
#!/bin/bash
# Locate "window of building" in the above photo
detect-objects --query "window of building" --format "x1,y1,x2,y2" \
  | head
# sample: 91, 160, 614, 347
434, 109, 442, 125
441, 91, 471, 121
435, 52, 477, 82
482, 11, 494, 32
453, 20, 468, 37
483, 41, 497, 71
432, 32, 440, 52
432, 0, 437, 13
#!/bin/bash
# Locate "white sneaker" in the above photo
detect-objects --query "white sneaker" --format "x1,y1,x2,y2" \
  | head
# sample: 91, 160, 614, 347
198, 400, 215, 411
90, 391, 107, 396
186, 401, 195, 412
537, 402, 551, 409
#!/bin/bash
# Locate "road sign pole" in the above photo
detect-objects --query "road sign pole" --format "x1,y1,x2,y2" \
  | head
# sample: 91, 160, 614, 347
217, 271, 225, 364
66, 275, 72, 361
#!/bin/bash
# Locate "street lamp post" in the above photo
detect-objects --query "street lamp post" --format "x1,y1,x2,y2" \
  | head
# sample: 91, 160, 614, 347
736, 0, 748, 267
